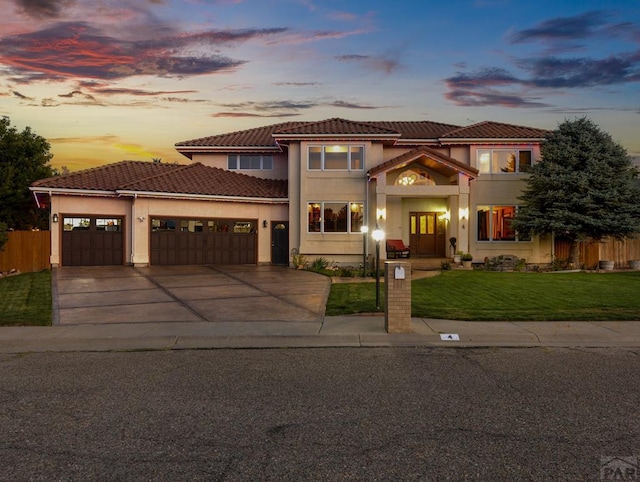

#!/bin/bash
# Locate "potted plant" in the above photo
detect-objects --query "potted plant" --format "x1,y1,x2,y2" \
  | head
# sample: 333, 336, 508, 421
453, 250, 463, 264
461, 252, 473, 268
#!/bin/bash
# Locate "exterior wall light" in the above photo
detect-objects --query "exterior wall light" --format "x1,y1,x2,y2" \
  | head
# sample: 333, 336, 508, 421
52, 213, 58, 223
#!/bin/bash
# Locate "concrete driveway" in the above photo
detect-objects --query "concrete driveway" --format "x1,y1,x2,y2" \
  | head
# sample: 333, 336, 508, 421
54, 265, 331, 326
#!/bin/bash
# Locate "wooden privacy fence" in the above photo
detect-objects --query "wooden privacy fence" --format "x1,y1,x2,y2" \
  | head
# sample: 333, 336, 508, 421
0, 231, 51, 273
554, 236, 640, 268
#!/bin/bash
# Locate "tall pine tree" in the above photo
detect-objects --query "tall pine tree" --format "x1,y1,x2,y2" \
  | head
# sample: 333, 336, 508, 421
512, 117, 640, 266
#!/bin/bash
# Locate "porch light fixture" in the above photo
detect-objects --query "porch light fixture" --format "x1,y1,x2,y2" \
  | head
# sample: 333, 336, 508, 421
52, 213, 58, 223
263, 220, 268, 228
398, 173, 417, 186
459, 207, 469, 229
372, 225, 385, 311
376, 208, 386, 220
360, 225, 369, 277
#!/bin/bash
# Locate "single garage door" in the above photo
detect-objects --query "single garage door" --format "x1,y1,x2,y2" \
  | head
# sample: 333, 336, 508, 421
150, 218, 257, 265
62, 217, 124, 266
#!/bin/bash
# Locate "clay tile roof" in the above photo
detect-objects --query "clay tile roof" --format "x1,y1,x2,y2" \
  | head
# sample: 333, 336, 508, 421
32, 161, 287, 199
175, 121, 305, 148
367, 121, 462, 139
273, 118, 400, 136
31, 161, 183, 190
120, 163, 288, 198
441, 121, 549, 139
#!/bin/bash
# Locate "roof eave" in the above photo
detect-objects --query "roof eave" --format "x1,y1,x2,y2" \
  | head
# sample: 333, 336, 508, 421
395, 138, 440, 144
30, 187, 117, 197
272, 133, 400, 140
116, 190, 288, 204
175, 145, 281, 152
440, 137, 546, 143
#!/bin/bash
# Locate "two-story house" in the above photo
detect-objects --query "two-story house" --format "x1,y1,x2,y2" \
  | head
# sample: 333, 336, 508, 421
31, 118, 551, 267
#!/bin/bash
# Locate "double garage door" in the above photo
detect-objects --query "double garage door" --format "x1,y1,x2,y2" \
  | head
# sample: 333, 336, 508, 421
150, 218, 257, 266
62, 216, 257, 266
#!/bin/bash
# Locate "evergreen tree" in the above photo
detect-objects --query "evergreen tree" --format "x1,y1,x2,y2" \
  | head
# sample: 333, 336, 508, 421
0, 117, 55, 230
512, 117, 640, 266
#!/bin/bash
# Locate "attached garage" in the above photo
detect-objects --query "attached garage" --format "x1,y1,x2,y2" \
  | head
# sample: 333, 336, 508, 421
62, 216, 124, 266
150, 217, 257, 265
31, 161, 288, 267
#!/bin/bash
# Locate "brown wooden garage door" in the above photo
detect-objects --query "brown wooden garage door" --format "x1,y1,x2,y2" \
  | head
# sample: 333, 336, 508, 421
150, 218, 257, 265
62, 217, 124, 266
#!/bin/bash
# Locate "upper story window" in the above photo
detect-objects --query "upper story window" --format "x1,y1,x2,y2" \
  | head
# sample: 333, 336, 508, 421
308, 145, 364, 171
228, 154, 273, 171
477, 149, 532, 174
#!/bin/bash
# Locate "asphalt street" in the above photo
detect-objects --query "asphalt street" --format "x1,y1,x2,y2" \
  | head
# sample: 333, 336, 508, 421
2, 347, 639, 481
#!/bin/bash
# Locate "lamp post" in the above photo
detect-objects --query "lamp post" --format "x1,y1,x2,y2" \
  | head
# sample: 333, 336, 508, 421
371, 224, 385, 311
360, 225, 368, 277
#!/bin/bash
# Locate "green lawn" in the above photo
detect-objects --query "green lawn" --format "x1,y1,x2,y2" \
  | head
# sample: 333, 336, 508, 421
327, 270, 640, 321
0, 271, 52, 326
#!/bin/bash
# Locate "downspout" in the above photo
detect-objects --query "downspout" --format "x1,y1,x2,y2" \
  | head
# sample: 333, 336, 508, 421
365, 173, 371, 262
130, 194, 136, 265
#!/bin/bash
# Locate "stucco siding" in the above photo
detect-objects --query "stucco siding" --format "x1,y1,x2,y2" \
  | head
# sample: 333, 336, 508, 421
192, 152, 288, 180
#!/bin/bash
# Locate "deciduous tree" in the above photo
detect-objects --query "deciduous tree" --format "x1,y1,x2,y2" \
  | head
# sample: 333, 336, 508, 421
0, 117, 55, 230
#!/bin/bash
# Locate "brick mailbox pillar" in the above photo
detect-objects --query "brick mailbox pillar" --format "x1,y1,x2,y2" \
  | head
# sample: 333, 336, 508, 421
384, 261, 412, 333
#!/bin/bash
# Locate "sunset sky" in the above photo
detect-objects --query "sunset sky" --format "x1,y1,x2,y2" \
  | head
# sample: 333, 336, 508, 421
1, 0, 639, 172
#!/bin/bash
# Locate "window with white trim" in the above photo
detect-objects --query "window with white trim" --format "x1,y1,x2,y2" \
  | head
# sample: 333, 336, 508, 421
227, 154, 273, 170
308, 202, 364, 233
477, 149, 532, 174
477, 205, 530, 241
308, 145, 364, 171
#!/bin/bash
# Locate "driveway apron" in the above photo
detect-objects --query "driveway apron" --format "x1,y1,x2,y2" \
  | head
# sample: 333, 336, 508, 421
54, 265, 331, 326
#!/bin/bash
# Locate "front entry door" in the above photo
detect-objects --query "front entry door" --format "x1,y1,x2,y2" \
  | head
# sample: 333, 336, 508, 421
271, 222, 289, 265
409, 212, 446, 257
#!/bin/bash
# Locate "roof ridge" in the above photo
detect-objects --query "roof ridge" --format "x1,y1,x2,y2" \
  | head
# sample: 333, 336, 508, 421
274, 117, 401, 135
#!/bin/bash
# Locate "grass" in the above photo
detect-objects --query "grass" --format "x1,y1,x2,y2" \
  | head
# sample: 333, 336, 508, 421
326, 270, 640, 321
0, 271, 52, 326
3, 269, 640, 325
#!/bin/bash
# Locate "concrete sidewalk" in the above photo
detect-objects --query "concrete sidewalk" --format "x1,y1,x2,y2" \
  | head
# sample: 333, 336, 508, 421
1, 316, 640, 353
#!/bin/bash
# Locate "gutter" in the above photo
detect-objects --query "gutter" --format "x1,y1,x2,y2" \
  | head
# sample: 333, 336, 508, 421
30, 187, 117, 197
439, 138, 546, 144
115, 190, 288, 204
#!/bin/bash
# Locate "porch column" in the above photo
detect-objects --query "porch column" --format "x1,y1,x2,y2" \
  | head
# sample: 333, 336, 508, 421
457, 174, 471, 253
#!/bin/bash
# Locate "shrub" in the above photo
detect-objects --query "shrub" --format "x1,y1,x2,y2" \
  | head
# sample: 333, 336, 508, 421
550, 257, 571, 271
310, 257, 330, 271
0, 222, 7, 252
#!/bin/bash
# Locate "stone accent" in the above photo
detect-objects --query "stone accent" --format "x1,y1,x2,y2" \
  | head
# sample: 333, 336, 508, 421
484, 254, 522, 272
384, 261, 412, 333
